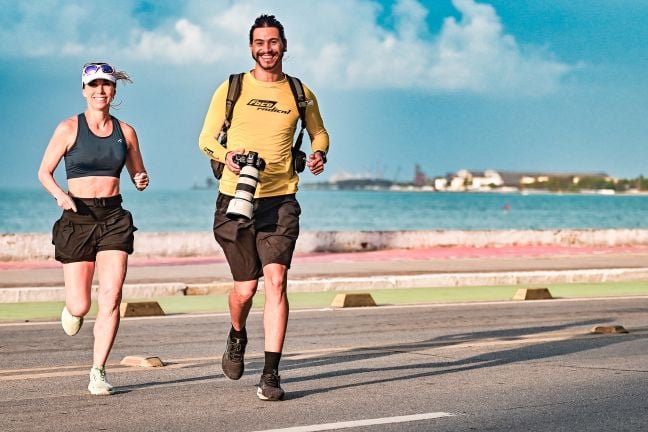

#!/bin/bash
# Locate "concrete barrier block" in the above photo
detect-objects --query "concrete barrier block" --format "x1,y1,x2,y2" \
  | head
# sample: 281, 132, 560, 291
591, 325, 628, 334
120, 356, 165, 367
512, 287, 553, 301
119, 301, 165, 317
331, 293, 377, 308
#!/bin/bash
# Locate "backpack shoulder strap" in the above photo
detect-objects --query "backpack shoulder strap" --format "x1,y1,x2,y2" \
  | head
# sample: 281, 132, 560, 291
224, 73, 244, 129
217, 73, 244, 146
286, 74, 307, 128
286, 74, 308, 150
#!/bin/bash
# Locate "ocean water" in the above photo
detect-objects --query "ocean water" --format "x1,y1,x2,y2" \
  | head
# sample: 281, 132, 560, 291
2, 187, 648, 233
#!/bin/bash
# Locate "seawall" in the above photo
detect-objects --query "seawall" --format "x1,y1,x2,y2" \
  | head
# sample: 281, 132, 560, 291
4, 229, 648, 261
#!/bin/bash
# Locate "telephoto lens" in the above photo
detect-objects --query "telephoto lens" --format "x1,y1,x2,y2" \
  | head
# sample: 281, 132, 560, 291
226, 152, 266, 220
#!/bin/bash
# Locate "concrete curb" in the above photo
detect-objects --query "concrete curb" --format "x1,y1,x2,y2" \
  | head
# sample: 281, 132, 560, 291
285, 268, 648, 292
0, 283, 187, 303
1, 267, 647, 303
6, 229, 648, 261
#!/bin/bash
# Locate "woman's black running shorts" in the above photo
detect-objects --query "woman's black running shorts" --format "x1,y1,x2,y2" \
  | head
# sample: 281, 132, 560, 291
51, 195, 137, 264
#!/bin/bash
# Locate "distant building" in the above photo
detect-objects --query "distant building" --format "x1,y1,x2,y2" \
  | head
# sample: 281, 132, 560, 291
440, 169, 613, 191
413, 164, 427, 186
497, 171, 613, 187
442, 169, 503, 191
434, 177, 448, 190
306, 168, 617, 193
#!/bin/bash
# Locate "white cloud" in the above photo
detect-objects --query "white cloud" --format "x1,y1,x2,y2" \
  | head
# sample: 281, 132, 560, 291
129, 19, 224, 64
288, 0, 571, 95
426, 0, 570, 94
0, 0, 572, 95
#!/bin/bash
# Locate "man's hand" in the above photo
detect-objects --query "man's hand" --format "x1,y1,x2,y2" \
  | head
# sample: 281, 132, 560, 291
133, 172, 149, 191
226, 149, 245, 175
307, 151, 326, 176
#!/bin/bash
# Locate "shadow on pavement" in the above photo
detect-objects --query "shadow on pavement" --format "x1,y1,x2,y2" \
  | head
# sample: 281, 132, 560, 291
282, 319, 640, 400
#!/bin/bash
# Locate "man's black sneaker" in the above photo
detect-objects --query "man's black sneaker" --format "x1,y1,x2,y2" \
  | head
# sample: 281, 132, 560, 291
221, 333, 247, 380
256, 372, 285, 401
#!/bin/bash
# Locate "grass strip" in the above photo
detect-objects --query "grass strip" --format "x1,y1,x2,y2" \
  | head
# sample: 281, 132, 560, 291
1, 281, 647, 322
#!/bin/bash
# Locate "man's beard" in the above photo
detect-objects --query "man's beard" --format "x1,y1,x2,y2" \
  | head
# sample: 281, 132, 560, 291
253, 50, 283, 71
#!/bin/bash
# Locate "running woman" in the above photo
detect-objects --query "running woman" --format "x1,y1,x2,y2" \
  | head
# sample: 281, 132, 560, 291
38, 62, 149, 395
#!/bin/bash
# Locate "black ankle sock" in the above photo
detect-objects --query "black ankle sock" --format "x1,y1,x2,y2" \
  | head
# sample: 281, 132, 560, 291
263, 351, 282, 375
230, 326, 247, 340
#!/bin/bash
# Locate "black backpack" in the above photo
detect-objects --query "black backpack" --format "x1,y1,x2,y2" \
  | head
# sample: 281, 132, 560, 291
210, 73, 309, 179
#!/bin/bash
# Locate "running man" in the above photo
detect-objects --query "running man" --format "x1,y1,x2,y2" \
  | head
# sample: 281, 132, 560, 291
198, 14, 329, 400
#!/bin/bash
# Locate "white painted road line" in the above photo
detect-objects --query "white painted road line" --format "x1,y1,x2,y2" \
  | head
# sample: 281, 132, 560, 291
249, 412, 456, 432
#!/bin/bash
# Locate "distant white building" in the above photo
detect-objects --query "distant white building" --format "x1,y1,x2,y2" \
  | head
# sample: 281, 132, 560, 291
472, 169, 504, 190
434, 177, 448, 190
433, 169, 616, 192
444, 169, 504, 191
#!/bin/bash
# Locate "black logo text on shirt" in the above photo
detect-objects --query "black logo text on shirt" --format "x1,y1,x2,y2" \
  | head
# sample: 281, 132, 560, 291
247, 99, 291, 115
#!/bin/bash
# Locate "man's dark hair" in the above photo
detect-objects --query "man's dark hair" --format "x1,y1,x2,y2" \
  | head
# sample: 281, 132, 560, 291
249, 14, 287, 47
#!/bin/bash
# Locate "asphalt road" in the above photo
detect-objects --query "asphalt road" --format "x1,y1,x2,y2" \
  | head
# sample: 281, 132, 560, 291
2, 297, 648, 431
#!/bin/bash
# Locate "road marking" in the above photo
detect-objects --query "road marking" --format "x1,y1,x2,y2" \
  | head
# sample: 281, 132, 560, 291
249, 412, 455, 432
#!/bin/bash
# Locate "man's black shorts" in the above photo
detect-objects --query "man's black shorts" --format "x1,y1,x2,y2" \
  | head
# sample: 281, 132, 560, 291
213, 193, 301, 281
51, 195, 137, 264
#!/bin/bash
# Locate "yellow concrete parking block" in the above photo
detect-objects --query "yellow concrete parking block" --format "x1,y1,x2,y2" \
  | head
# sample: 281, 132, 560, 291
512, 287, 553, 301
119, 301, 165, 317
590, 325, 628, 334
331, 293, 377, 308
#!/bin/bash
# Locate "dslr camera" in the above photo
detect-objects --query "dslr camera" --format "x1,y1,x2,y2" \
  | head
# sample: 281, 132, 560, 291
226, 151, 266, 220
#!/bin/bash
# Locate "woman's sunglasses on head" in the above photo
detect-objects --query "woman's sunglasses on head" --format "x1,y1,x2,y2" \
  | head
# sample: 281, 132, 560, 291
82, 63, 115, 76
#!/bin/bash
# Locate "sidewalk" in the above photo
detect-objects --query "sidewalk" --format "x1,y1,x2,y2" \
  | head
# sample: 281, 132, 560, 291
2, 245, 648, 302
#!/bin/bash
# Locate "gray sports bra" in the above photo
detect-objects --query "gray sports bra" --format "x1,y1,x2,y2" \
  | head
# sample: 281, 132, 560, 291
64, 114, 127, 179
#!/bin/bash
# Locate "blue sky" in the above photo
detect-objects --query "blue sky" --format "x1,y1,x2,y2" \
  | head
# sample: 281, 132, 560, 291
2, 0, 648, 189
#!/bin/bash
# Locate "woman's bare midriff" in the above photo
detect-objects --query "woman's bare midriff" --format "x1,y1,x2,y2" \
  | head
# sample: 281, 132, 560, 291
67, 176, 121, 198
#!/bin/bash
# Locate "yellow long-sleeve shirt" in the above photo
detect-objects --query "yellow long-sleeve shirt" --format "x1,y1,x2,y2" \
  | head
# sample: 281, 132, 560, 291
198, 72, 329, 197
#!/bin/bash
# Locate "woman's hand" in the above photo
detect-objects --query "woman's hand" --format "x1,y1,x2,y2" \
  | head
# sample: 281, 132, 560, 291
54, 192, 77, 212
133, 172, 149, 191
